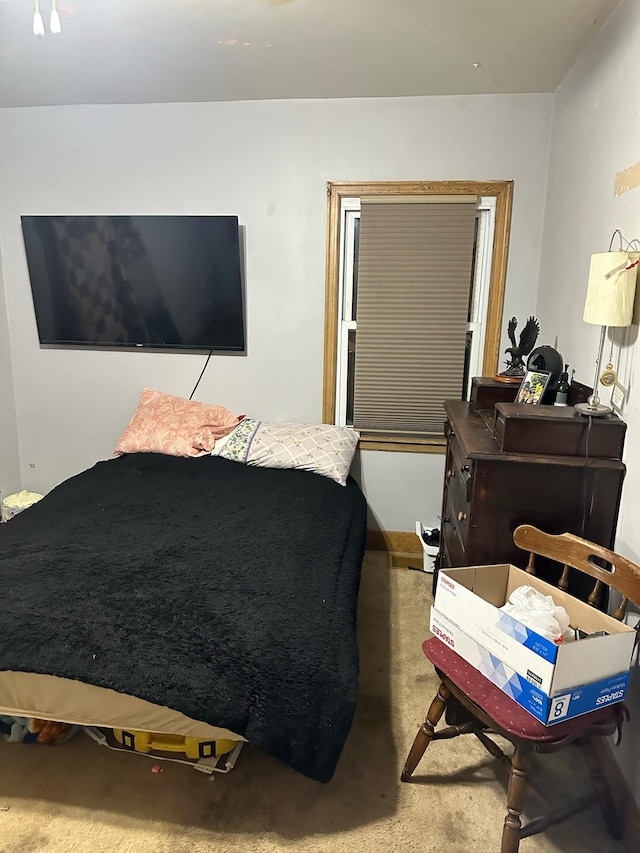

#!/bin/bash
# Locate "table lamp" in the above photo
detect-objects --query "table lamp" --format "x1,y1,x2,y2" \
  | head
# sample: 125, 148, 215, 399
576, 251, 639, 416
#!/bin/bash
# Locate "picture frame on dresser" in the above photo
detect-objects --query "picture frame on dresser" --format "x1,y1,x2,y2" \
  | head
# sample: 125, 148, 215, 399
515, 370, 550, 405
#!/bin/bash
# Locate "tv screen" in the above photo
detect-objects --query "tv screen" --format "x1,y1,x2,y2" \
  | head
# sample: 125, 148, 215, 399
21, 215, 245, 351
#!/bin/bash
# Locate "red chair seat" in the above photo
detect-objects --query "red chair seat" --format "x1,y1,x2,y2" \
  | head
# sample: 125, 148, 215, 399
424, 637, 618, 742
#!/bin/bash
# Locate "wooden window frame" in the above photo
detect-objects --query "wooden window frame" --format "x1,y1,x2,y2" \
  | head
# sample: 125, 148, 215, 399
322, 180, 514, 453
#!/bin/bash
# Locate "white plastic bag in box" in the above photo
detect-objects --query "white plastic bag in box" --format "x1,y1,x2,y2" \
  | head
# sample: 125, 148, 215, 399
500, 584, 572, 643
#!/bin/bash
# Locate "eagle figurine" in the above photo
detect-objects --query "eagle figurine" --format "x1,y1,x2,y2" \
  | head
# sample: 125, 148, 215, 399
499, 316, 540, 379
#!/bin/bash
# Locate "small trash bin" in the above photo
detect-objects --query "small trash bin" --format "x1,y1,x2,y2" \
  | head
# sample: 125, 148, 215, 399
1, 490, 44, 522
415, 520, 439, 574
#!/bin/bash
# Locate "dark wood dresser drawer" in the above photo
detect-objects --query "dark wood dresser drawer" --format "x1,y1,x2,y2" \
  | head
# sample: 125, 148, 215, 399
448, 431, 473, 493
448, 458, 472, 510
442, 492, 468, 566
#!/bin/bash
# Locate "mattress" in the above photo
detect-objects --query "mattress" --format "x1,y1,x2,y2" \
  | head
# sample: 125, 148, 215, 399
0, 671, 242, 742
0, 452, 367, 781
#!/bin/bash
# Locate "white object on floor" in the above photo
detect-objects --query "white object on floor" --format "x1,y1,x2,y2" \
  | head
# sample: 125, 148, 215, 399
1, 490, 44, 522
415, 520, 439, 574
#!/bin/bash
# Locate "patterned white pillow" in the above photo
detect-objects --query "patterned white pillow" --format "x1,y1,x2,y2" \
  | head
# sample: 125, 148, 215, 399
212, 420, 359, 486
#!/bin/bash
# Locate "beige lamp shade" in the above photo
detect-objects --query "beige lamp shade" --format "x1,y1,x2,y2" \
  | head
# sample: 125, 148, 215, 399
583, 251, 639, 327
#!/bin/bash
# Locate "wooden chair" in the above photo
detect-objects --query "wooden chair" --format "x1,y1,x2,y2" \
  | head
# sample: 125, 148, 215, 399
401, 525, 639, 853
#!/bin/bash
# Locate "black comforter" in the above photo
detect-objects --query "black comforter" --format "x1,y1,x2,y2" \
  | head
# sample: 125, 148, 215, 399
0, 454, 367, 782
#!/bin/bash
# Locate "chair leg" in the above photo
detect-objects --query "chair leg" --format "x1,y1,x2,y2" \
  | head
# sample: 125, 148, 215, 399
584, 739, 624, 840
501, 745, 529, 853
401, 681, 450, 782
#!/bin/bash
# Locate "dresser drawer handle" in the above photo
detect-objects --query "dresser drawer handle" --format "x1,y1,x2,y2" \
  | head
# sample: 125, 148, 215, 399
457, 511, 467, 522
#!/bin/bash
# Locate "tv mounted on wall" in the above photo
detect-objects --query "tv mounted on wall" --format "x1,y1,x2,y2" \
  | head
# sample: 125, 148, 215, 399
21, 215, 245, 351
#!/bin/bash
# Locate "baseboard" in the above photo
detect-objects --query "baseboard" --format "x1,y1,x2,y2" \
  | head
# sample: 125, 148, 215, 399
366, 529, 421, 554
592, 736, 640, 850
388, 551, 423, 570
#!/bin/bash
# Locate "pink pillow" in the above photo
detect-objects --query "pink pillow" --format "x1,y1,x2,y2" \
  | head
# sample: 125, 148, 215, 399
115, 388, 244, 458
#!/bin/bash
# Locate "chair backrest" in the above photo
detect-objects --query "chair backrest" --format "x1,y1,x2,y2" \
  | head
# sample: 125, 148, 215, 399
513, 524, 640, 621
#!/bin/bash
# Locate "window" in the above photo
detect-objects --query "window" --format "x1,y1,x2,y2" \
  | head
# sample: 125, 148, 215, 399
323, 182, 513, 452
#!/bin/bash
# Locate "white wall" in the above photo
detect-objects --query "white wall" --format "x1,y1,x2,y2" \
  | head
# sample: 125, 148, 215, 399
537, 0, 640, 800
0, 245, 21, 500
0, 94, 553, 529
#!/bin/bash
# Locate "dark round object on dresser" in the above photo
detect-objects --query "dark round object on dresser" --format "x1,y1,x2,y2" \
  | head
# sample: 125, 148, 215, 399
527, 346, 564, 384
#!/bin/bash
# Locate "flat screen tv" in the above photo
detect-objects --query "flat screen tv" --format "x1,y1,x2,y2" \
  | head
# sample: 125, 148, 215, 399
21, 215, 245, 351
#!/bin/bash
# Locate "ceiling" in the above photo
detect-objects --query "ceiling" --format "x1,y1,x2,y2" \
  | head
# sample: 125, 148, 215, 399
0, 0, 622, 108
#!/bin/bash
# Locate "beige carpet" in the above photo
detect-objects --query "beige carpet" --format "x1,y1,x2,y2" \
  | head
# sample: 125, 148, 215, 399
0, 552, 625, 853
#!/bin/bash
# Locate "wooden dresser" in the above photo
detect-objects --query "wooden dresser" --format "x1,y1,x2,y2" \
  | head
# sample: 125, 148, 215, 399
437, 382, 627, 603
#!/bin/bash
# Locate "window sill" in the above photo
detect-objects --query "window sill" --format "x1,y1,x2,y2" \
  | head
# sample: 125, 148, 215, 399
358, 434, 446, 454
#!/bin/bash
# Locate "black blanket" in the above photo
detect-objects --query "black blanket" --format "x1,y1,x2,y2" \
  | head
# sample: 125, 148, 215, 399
0, 454, 367, 782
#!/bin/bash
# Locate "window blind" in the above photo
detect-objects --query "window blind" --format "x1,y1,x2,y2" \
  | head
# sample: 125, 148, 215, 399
353, 198, 478, 436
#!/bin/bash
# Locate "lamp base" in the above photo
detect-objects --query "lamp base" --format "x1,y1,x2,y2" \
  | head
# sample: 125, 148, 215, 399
575, 401, 612, 417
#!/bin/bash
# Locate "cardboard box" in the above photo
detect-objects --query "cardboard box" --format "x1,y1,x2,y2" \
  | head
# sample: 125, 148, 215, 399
430, 608, 630, 725
435, 564, 636, 696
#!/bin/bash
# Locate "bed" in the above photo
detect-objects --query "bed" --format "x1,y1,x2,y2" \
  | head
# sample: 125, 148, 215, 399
0, 452, 367, 782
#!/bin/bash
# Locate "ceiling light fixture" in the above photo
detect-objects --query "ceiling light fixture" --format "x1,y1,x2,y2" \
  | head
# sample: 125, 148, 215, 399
33, 0, 62, 37
50, 0, 62, 34
32, 0, 44, 36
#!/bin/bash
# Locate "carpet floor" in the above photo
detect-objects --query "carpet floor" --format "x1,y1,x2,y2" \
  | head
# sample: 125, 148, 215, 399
0, 552, 626, 853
